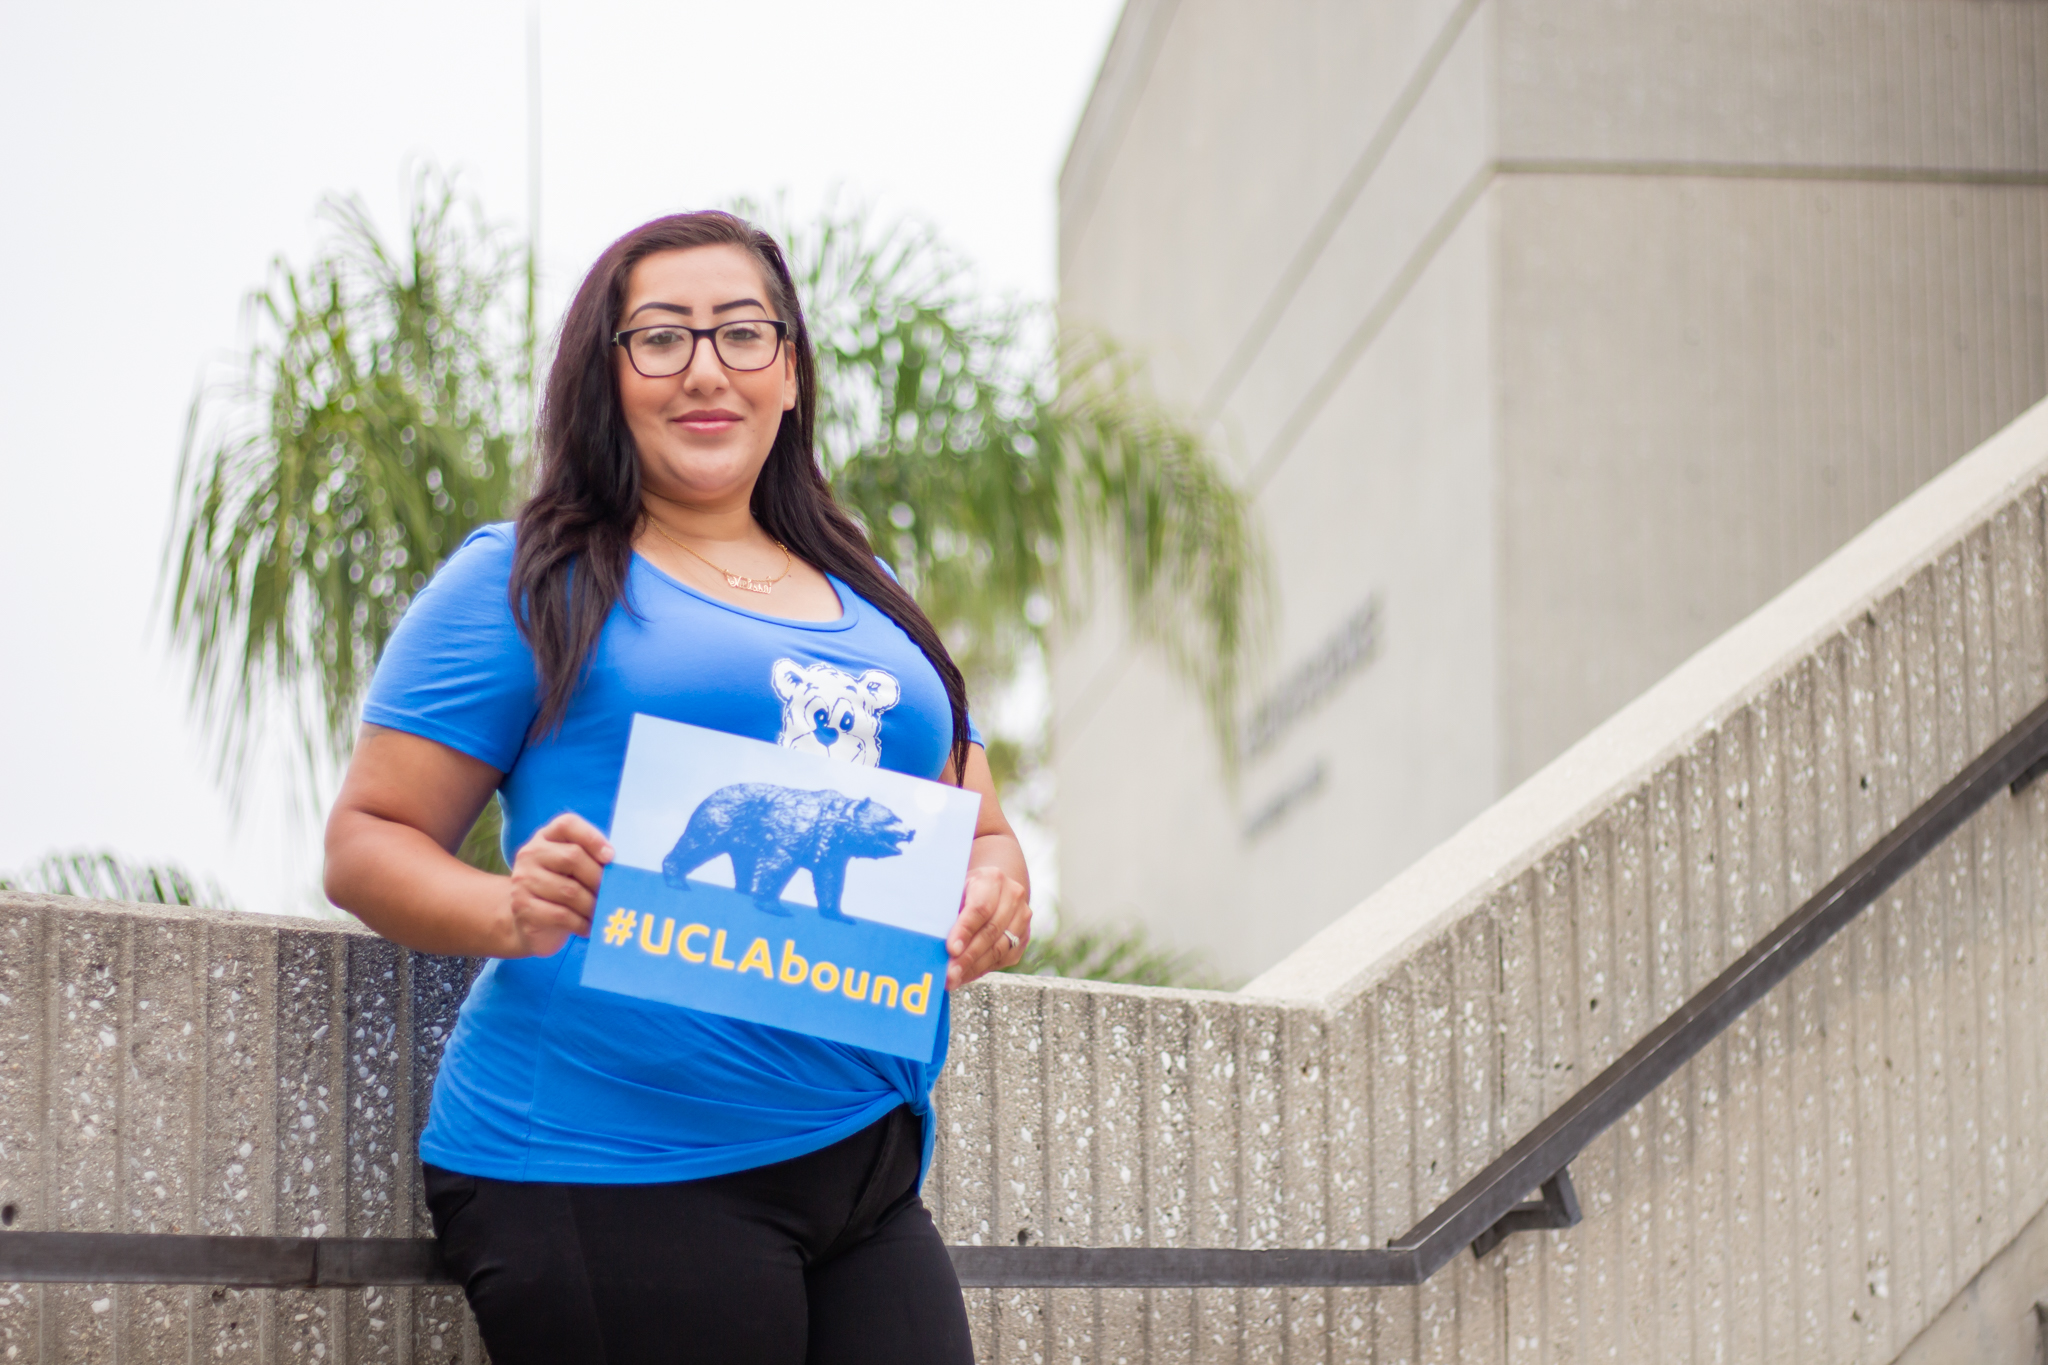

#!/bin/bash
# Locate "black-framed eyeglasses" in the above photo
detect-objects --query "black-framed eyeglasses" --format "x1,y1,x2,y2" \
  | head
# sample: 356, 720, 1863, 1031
612, 319, 790, 378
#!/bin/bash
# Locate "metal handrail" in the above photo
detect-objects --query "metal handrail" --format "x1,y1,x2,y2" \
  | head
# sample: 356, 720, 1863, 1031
7, 696, 2048, 1291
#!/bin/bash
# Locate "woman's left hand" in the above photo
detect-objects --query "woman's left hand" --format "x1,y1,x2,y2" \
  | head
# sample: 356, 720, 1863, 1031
947, 865, 1031, 988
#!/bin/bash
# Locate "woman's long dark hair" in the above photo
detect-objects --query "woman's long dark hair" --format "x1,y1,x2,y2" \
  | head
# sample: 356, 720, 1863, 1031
510, 211, 972, 780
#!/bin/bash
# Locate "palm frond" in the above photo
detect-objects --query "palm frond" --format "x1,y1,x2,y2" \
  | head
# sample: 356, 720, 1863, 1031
1004, 919, 1228, 989
165, 169, 524, 800
0, 851, 235, 911
1045, 333, 1269, 757
763, 200, 1268, 743
779, 204, 1052, 690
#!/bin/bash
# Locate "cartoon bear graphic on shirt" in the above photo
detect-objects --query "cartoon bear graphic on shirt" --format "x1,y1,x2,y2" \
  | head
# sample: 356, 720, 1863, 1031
770, 658, 899, 766
662, 782, 914, 920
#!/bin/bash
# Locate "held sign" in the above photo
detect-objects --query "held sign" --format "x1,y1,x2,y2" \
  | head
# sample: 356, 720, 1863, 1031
580, 715, 978, 1061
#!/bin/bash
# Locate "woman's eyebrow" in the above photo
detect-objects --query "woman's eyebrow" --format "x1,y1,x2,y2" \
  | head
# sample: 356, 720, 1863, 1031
626, 297, 767, 319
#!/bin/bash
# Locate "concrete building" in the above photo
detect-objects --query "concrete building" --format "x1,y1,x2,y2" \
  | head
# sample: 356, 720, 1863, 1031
1051, 0, 2048, 979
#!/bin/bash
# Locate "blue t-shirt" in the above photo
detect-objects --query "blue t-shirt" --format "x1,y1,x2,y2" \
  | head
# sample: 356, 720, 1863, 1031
361, 523, 973, 1184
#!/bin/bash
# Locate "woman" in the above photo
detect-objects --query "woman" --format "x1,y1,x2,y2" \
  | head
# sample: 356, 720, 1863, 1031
323, 210, 1030, 1364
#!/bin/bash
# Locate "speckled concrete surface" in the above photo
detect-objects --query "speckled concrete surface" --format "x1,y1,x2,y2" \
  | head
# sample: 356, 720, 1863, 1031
0, 900, 481, 1364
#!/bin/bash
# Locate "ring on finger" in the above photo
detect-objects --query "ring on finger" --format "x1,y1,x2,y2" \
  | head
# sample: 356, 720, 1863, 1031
1001, 929, 1021, 954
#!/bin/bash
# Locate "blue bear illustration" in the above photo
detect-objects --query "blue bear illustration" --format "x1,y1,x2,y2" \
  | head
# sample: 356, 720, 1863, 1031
662, 782, 915, 921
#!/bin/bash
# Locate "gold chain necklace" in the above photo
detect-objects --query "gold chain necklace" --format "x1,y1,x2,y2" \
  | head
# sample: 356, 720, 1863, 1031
645, 516, 794, 594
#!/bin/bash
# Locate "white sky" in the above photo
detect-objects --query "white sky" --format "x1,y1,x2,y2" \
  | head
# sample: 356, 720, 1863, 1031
0, 0, 1122, 914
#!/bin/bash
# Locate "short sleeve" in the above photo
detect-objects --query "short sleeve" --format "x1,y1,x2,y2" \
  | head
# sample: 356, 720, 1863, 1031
874, 557, 983, 749
361, 523, 539, 772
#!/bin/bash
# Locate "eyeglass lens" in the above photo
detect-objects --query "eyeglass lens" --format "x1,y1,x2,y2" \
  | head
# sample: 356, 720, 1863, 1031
626, 321, 781, 377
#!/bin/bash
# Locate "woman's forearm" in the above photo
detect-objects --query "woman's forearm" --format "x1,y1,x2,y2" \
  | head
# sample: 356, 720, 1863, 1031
967, 830, 1029, 903
325, 809, 520, 957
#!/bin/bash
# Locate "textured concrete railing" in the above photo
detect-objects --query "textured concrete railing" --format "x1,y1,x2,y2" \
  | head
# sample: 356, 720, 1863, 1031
937, 394, 2048, 1363
6, 395, 2048, 1362
0, 896, 483, 1362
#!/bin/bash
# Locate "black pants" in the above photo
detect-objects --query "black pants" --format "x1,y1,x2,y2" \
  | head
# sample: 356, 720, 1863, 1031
424, 1106, 973, 1364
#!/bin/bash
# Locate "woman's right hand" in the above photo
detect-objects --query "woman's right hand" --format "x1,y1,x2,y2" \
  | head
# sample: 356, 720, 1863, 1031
503, 813, 616, 958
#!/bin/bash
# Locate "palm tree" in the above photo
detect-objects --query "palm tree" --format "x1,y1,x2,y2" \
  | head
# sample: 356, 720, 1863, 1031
166, 171, 523, 807
165, 177, 1265, 915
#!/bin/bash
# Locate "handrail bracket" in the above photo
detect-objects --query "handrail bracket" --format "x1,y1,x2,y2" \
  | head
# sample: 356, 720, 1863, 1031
1469, 1167, 1581, 1260
2009, 746, 2048, 796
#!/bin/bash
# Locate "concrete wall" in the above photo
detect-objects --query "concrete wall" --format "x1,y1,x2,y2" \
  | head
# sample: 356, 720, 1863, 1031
1243, 392, 2048, 1365
1493, 0, 2048, 785
1054, 0, 1503, 981
8, 399, 2048, 1361
1052, 0, 2048, 979
0, 897, 482, 1363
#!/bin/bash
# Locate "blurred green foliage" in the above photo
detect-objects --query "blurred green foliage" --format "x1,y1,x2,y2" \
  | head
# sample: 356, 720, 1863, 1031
1004, 919, 1228, 990
979, 736, 1029, 792
0, 851, 235, 911
459, 795, 510, 875
166, 170, 525, 803
778, 205, 1266, 731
